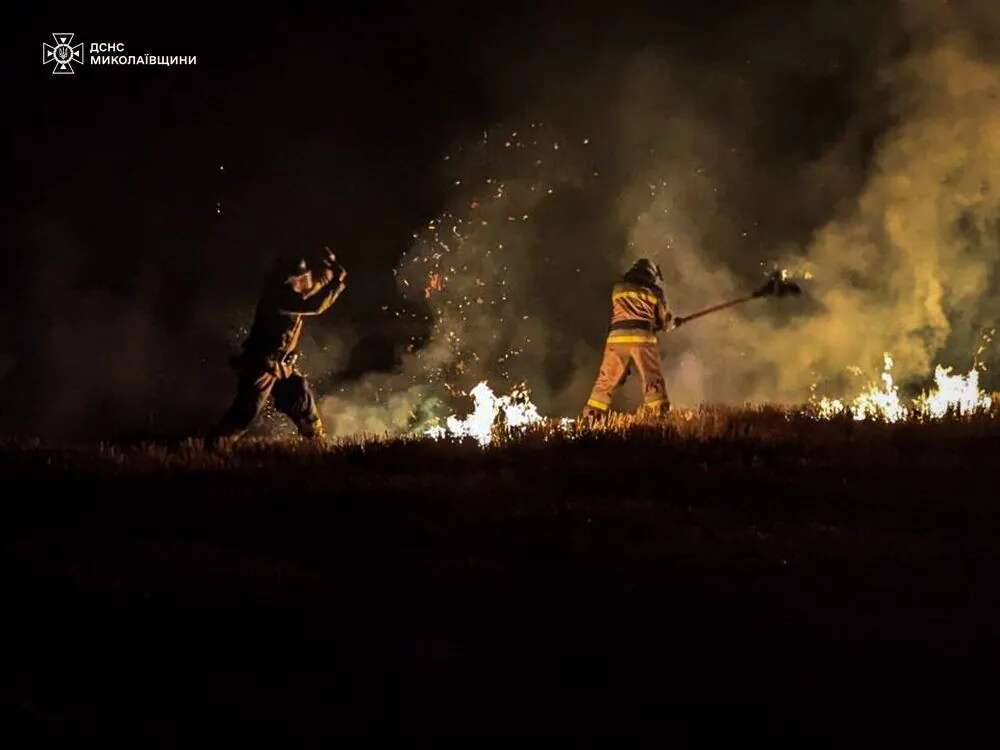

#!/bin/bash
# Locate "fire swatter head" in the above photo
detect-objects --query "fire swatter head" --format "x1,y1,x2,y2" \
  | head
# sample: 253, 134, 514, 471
752, 269, 802, 299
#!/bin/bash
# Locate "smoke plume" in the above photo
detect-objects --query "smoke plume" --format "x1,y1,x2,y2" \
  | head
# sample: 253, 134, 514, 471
320, 0, 1000, 433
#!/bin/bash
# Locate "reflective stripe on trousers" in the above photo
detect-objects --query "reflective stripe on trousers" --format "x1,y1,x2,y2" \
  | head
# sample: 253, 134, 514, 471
587, 339, 669, 412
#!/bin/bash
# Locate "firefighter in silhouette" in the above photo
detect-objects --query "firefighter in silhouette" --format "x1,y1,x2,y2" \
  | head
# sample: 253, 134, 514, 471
207, 247, 347, 445
582, 258, 677, 419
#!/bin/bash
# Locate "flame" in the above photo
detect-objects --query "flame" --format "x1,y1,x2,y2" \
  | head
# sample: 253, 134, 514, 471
914, 365, 992, 418
425, 381, 548, 446
814, 352, 992, 422
850, 352, 906, 422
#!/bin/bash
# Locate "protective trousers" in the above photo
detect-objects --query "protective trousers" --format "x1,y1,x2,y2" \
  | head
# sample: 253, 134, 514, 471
209, 364, 324, 442
586, 341, 669, 415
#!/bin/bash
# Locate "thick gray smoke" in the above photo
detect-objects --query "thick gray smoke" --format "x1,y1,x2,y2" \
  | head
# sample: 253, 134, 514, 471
320, 0, 999, 434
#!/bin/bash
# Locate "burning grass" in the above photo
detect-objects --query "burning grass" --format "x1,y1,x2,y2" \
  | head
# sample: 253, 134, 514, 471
2, 397, 997, 477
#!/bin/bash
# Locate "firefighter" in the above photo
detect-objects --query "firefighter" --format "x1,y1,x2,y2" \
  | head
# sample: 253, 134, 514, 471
207, 247, 347, 446
582, 258, 679, 419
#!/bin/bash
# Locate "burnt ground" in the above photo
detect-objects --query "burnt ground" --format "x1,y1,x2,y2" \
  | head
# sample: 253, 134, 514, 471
4, 413, 1000, 741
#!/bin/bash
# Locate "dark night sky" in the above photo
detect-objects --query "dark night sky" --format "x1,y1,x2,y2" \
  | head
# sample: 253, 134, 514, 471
12, 2, 973, 438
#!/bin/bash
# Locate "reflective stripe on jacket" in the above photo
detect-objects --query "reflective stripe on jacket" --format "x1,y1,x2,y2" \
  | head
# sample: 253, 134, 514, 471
607, 281, 671, 342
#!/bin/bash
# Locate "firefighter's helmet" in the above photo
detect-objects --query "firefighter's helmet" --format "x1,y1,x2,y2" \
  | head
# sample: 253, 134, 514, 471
624, 258, 663, 288
270, 254, 314, 293
277, 254, 307, 276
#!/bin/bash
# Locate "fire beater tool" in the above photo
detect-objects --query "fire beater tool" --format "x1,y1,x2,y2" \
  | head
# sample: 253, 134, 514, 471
672, 270, 802, 328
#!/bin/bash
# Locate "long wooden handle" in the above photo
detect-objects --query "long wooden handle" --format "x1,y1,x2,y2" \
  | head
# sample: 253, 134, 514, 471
674, 295, 754, 326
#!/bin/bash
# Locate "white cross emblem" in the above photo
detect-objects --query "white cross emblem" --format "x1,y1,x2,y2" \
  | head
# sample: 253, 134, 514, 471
42, 33, 84, 75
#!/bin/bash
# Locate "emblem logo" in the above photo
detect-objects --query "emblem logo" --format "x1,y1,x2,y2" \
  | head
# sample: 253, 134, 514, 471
42, 33, 85, 75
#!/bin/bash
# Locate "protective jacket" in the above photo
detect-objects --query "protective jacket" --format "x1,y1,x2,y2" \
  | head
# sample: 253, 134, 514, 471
607, 280, 672, 344
241, 270, 345, 375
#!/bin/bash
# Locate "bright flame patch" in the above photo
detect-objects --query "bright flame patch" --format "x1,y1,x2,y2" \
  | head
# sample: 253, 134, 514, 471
425, 381, 549, 446
815, 352, 992, 422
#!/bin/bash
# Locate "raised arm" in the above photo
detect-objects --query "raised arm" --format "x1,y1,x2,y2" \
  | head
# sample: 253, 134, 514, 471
275, 277, 345, 315
274, 251, 348, 315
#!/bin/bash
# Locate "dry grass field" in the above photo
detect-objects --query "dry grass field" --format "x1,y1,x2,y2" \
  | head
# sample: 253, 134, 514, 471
5, 403, 1000, 740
